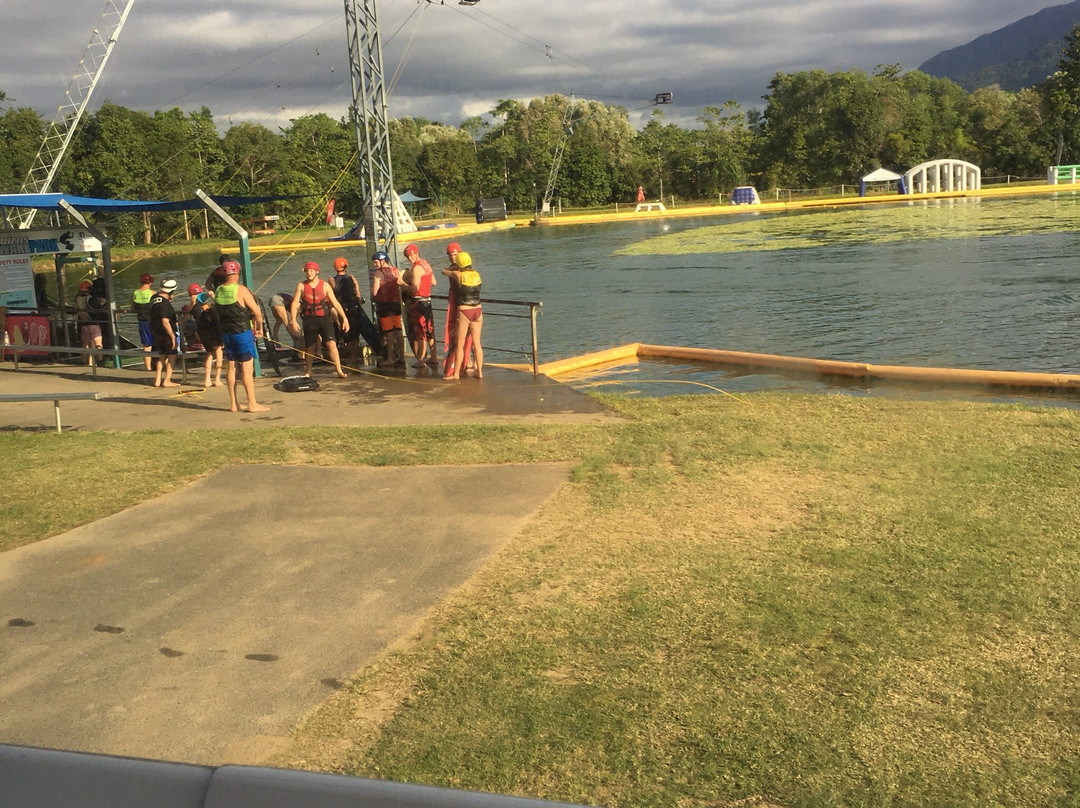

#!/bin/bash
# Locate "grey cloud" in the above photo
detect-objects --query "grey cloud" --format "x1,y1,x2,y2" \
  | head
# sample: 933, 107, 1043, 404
0, 0, 1056, 137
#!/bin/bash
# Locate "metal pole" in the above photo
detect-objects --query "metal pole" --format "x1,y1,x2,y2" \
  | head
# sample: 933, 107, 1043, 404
196, 190, 261, 377
57, 198, 119, 367
530, 303, 541, 376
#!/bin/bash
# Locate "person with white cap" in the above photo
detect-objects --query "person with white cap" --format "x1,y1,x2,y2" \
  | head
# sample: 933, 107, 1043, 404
148, 279, 180, 387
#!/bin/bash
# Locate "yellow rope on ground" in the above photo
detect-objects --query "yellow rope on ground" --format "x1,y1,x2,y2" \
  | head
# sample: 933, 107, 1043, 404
265, 335, 441, 385
576, 377, 754, 405
170, 388, 207, 400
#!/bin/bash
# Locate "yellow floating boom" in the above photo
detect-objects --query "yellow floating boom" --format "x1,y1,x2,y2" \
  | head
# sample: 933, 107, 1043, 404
537, 343, 1080, 391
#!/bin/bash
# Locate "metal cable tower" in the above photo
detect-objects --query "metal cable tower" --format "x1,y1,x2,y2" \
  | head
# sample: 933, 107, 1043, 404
540, 96, 576, 216
344, 0, 399, 267
16, 0, 136, 229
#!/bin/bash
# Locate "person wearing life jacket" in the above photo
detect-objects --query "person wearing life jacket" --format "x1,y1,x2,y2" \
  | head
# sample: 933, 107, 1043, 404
401, 243, 438, 370
187, 283, 223, 388
288, 260, 350, 379
216, 260, 270, 413
329, 256, 364, 367
441, 250, 483, 380
132, 272, 155, 370
370, 250, 404, 368
74, 280, 102, 366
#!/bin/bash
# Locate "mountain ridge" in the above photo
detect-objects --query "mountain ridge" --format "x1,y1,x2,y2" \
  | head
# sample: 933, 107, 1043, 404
918, 0, 1080, 91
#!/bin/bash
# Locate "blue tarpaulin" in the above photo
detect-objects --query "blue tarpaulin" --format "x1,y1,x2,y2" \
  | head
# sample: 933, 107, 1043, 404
0, 192, 299, 213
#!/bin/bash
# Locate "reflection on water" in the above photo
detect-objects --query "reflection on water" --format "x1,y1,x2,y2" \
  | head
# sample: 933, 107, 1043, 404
95, 195, 1080, 401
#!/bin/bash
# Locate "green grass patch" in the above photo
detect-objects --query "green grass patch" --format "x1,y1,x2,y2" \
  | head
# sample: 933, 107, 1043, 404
5, 394, 1080, 806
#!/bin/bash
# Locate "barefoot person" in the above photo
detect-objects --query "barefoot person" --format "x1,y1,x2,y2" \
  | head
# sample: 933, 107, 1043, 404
442, 250, 483, 380
149, 279, 180, 387
370, 250, 404, 368
188, 283, 223, 387
289, 260, 350, 378
215, 259, 270, 413
132, 273, 155, 370
401, 243, 437, 369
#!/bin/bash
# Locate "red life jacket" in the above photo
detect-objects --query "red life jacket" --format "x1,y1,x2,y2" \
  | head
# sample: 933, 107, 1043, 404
301, 279, 329, 317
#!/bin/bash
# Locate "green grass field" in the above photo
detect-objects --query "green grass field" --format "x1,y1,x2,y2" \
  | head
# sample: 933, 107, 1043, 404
3, 393, 1079, 807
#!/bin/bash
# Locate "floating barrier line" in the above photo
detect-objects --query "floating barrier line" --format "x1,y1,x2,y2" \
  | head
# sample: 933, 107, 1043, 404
532, 343, 1080, 392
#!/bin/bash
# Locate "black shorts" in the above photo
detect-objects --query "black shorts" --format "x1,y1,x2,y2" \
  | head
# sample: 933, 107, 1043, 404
302, 314, 336, 348
153, 334, 177, 356
197, 328, 223, 351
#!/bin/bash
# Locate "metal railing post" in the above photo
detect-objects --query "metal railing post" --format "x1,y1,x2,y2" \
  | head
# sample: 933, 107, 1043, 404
530, 303, 540, 376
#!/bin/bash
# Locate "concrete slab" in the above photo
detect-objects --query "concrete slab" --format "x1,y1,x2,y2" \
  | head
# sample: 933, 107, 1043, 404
0, 463, 572, 765
0, 361, 616, 433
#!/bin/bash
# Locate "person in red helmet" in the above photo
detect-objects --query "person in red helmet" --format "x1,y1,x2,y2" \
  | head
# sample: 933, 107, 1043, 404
186, 283, 223, 387
74, 280, 103, 366
401, 243, 438, 369
216, 260, 269, 412
289, 260, 350, 378
204, 253, 234, 293
132, 272, 155, 370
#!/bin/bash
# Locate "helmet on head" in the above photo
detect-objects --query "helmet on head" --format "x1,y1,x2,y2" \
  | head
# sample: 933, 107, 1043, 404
223, 260, 241, 275
446, 242, 461, 255
188, 283, 203, 296
162, 279, 178, 294
303, 261, 319, 272
371, 250, 389, 263
403, 243, 419, 256
139, 273, 153, 285
79, 280, 92, 291
333, 257, 348, 271
455, 251, 472, 269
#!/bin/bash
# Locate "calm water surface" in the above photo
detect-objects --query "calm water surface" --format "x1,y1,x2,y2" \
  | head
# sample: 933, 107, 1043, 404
107, 195, 1080, 400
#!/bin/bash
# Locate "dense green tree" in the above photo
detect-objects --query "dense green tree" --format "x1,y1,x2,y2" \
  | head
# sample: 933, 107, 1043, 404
0, 100, 46, 194
966, 86, 1050, 178
695, 102, 753, 197
281, 113, 355, 225
634, 110, 694, 200
417, 130, 481, 205
1042, 23, 1080, 164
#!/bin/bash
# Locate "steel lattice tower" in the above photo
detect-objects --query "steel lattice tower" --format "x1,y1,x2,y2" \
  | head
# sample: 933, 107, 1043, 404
17, 0, 135, 229
344, 0, 398, 269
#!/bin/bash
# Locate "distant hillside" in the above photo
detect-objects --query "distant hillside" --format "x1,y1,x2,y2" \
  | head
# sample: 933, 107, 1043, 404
919, 0, 1080, 91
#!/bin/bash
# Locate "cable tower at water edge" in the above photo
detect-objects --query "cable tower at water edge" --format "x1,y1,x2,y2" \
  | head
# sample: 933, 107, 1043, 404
15, 0, 136, 229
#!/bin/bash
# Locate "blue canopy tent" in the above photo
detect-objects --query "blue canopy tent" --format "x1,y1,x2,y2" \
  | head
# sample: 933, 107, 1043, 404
0, 191, 299, 372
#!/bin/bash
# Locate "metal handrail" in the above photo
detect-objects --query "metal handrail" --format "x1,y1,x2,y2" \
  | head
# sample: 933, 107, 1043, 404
430, 294, 543, 375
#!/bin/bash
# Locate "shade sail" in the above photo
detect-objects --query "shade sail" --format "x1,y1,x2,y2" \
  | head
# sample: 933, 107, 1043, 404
0, 192, 301, 213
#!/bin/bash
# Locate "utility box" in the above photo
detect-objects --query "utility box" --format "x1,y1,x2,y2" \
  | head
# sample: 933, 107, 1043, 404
475, 198, 507, 224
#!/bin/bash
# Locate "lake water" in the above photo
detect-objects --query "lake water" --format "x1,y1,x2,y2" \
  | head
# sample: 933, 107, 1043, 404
102, 194, 1080, 401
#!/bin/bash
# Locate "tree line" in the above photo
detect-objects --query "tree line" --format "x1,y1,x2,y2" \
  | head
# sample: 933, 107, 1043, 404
3, 25, 1080, 245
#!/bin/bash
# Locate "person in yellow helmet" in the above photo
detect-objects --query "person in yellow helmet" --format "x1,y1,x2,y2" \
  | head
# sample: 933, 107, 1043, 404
441, 250, 482, 380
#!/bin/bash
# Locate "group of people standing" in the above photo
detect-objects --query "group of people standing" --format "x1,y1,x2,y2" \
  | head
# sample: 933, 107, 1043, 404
131, 257, 269, 412
276, 241, 483, 380
119, 240, 483, 410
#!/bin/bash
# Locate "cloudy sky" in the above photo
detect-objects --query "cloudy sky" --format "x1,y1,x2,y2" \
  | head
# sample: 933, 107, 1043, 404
0, 0, 1060, 134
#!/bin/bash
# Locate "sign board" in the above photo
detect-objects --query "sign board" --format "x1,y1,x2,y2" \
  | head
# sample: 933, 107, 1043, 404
0, 227, 102, 257
0, 227, 102, 311
0, 255, 35, 308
